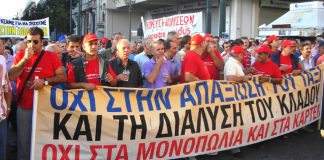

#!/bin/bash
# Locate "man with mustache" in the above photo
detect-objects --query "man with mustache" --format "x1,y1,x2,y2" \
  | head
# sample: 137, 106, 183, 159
299, 42, 315, 70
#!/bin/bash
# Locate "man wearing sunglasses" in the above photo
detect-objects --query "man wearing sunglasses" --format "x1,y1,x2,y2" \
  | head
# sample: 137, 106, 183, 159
8, 27, 66, 160
252, 44, 282, 84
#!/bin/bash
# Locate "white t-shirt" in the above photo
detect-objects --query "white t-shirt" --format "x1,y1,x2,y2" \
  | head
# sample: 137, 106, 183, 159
224, 57, 245, 80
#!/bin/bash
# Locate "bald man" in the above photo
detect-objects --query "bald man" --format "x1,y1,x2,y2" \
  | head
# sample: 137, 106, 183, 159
45, 44, 63, 60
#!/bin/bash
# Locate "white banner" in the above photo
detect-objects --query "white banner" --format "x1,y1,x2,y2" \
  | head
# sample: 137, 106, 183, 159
0, 17, 50, 38
142, 12, 203, 39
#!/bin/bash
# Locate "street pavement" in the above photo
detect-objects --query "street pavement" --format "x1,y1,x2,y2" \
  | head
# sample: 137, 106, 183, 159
197, 129, 324, 160
6, 127, 324, 160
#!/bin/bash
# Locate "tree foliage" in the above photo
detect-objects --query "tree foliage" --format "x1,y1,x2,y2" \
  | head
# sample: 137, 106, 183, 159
21, 0, 78, 36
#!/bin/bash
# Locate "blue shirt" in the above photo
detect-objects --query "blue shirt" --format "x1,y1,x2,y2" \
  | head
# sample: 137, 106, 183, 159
166, 56, 181, 77
143, 58, 171, 89
134, 51, 151, 87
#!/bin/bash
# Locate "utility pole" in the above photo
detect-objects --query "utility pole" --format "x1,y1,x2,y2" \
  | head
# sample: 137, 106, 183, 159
219, 0, 226, 37
205, 0, 212, 34
78, 0, 81, 36
70, 0, 72, 34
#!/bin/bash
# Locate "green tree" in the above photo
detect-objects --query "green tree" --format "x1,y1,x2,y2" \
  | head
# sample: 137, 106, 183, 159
22, 0, 78, 37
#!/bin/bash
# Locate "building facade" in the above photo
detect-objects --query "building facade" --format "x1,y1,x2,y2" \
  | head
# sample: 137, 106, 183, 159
75, 0, 305, 40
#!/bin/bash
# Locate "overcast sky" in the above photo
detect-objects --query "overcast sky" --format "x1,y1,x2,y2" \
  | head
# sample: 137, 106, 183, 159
0, 0, 33, 19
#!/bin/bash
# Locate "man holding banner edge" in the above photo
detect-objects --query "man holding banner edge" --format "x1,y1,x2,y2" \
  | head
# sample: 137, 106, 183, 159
8, 27, 66, 160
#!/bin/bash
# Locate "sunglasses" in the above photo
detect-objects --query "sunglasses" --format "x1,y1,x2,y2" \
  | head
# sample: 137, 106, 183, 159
27, 40, 40, 45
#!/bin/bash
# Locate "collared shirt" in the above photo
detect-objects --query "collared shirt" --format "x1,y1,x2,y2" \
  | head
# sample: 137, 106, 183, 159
165, 56, 181, 77
143, 58, 171, 89
299, 56, 315, 70
134, 51, 151, 87
224, 57, 245, 80
134, 51, 150, 75
110, 58, 143, 88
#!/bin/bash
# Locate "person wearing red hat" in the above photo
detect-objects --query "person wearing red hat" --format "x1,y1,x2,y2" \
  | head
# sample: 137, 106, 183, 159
101, 37, 109, 50
267, 35, 281, 55
201, 34, 224, 80
181, 33, 210, 83
66, 33, 117, 90
252, 45, 282, 84
224, 45, 250, 82
270, 40, 302, 75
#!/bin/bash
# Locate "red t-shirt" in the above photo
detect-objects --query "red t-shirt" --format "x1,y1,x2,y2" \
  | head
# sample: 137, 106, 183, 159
279, 54, 302, 75
181, 51, 210, 83
67, 58, 116, 86
14, 50, 62, 110
242, 50, 252, 69
253, 59, 282, 79
316, 54, 324, 65
202, 51, 224, 80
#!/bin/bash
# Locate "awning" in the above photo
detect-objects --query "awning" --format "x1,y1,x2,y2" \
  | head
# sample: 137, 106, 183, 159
259, 1, 324, 37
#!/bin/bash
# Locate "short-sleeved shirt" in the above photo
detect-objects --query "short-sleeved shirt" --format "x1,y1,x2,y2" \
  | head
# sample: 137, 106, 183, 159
110, 58, 143, 88
181, 51, 210, 83
143, 58, 171, 89
280, 54, 302, 75
224, 57, 245, 80
202, 51, 224, 80
14, 50, 62, 110
253, 59, 282, 79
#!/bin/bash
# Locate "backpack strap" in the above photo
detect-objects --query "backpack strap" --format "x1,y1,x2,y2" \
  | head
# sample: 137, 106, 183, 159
71, 56, 87, 82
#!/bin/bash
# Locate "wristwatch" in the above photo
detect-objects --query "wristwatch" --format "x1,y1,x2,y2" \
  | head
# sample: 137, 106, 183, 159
44, 78, 49, 85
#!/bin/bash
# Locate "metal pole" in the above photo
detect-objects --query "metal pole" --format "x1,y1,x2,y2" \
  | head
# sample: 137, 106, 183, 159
219, 0, 226, 37
128, 5, 132, 41
70, 0, 72, 34
78, 0, 81, 36
205, 0, 212, 33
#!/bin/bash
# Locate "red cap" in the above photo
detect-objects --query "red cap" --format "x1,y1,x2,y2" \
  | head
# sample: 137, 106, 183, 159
101, 37, 109, 44
191, 33, 205, 45
281, 40, 296, 47
267, 35, 279, 43
256, 44, 272, 54
231, 46, 244, 54
204, 33, 214, 39
83, 33, 99, 44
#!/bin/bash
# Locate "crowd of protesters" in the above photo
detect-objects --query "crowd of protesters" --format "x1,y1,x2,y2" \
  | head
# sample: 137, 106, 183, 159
0, 27, 324, 160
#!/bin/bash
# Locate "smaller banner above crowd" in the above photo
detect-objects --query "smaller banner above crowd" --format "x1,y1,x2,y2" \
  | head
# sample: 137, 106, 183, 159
141, 12, 203, 39
0, 17, 50, 38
